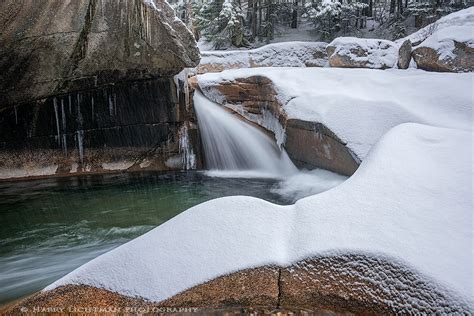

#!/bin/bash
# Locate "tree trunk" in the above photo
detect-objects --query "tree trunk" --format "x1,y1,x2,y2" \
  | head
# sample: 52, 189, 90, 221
397, 0, 403, 15
251, 0, 257, 40
291, 0, 298, 28
390, 0, 396, 14
258, 0, 262, 40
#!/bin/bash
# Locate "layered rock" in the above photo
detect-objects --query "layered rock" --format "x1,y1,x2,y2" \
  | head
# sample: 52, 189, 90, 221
0, 0, 201, 179
197, 75, 359, 176
196, 42, 328, 74
327, 37, 398, 69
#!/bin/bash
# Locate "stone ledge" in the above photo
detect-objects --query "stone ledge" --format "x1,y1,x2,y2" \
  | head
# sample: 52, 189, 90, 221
5, 255, 469, 315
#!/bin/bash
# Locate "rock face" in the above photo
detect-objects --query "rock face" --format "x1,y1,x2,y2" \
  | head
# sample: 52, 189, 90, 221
286, 120, 359, 176
0, 0, 201, 179
196, 42, 328, 74
5, 255, 470, 315
327, 37, 398, 69
412, 41, 474, 72
397, 40, 412, 69
0, 0, 200, 107
197, 75, 359, 176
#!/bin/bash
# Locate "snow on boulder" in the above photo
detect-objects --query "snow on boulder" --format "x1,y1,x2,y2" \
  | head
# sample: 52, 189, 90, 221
408, 7, 474, 72
44, 123, 473, 313
327, 37, 399, 69
196, 42, 328, 74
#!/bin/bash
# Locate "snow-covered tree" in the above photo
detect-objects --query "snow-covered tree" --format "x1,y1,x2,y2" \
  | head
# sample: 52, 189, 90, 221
305, 0, 368, 40
194, 0, 249, 49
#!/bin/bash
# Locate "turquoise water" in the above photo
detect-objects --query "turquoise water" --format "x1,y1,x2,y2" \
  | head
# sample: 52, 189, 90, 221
0, 171, 287, 304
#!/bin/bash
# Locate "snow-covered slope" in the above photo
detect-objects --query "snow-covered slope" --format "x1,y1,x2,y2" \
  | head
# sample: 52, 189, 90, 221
198, 68, 473, 159
400, 7, 474, 47
46, 123, 473, 311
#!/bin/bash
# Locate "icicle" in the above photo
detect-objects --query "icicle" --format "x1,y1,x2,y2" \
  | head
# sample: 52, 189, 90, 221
68, 95, 72, 113
62, 134, 68, 156
14, 106, 18, 125
108, 93, 114, 116
178, 123, 196, 170
53, 98, 60, 145
113, 93, 117, 116
61, 99, 66, 131
76, 93, 84, 164
77, 95, 83, 126
61, 99, 67, 155
77, 130, 84, 165
91, 96, 95, 121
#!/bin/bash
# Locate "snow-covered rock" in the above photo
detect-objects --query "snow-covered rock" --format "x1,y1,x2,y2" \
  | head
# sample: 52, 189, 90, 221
45, 122, 473, 313
198, 68, 472, 160
401, 7, 474, 46
197, 42, 328, 74
403, 7, 474, 72
327, 37, 399, 69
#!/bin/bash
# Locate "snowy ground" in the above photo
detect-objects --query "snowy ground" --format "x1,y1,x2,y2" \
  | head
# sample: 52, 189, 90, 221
46, 67, 473, 311
198, 67, 473, 159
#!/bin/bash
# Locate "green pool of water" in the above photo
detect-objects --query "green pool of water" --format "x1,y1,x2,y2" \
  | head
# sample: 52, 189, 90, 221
0, 171, 288, 304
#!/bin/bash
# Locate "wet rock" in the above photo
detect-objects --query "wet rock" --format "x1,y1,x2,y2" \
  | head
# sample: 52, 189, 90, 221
0, 0, 202, 179
0, 79, 203, 180
327, 37, 398, 69
0, 0, 200, 109
286, 120, 359, 176
397, 40, 412, 69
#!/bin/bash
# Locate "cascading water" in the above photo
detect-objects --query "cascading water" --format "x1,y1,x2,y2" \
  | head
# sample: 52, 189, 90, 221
193, 91, 347, 199
193, 91, 297, 178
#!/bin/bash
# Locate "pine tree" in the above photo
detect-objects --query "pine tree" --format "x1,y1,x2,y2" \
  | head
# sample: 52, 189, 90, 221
194, 0, 249, 49
305, 0, 368, 40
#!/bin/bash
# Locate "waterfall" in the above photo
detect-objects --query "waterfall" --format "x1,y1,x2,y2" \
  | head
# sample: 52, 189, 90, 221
193, 91, 297, 178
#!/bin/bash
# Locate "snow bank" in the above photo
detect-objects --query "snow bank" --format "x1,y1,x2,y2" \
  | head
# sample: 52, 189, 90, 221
327, 37, 399, 69
197, 41, 328, 73
46, 123, 473, 310
198, 68, 473, 159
